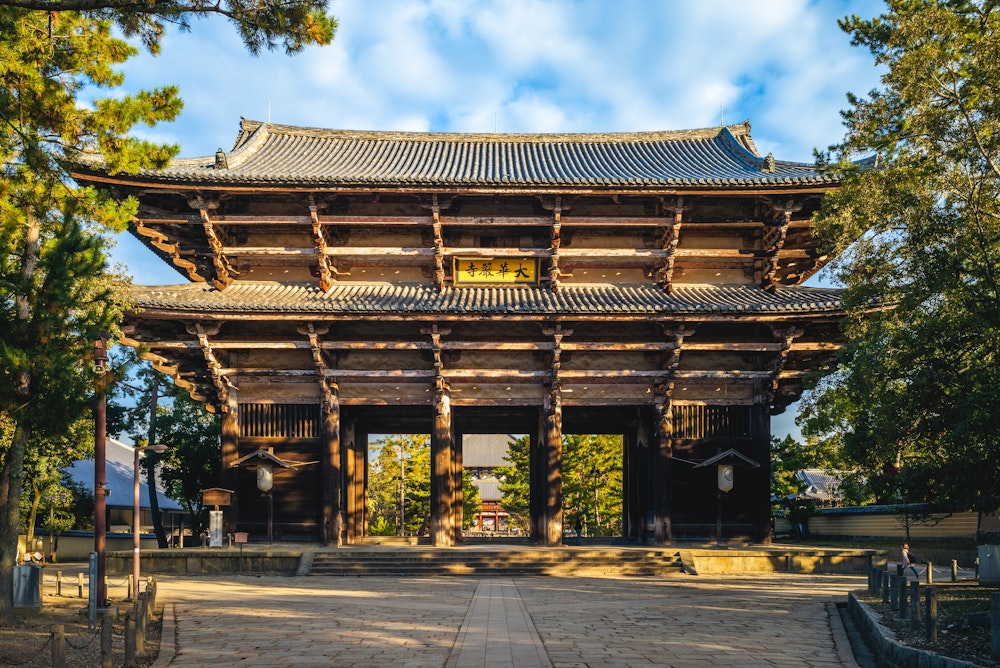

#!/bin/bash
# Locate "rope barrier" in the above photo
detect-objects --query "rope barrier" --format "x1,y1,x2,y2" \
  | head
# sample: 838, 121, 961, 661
64, 629, 101, 650
0, 634, 51, 665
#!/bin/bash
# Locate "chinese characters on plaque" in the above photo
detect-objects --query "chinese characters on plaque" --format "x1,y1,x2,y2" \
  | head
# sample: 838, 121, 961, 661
452, 257, 538, 285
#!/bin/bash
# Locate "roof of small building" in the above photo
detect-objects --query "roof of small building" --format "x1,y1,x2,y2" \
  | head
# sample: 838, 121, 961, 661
131, 282, 843, 316
77, 119, 837, 190
471, 477, 503, 502
64, 438, 182, 511
463, 435, 517, 468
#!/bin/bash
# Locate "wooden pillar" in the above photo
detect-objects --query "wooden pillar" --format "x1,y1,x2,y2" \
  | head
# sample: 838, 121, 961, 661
358, 427, 368, 539
343, 418, 360, 544
431, 382, 455, 546
753, 405, 772, 543
541, 389, 563, 546
321, 384, 342, 547
529, 421, 543, 542
635, 417, 651, 544
220, 389, 239, 535
622, 427, 637, 540
452, 431, 464, 544
651, 403, 673, 544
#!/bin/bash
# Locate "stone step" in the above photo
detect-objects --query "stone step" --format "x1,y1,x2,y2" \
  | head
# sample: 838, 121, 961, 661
308, 549, 684, 577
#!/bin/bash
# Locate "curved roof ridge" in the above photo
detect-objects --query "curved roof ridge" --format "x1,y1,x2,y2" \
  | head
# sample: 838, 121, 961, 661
233, 119, 751, 145
222, 120, 271, 170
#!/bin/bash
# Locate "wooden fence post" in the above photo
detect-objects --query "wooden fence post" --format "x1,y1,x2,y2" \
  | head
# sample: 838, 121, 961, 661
100, 612, 113, 668
898, 575, 908, 618
910, 581, 920, 628
125, 612, 136, 668
925, 586, 937, 643
50, 625, 65, 668
926, 561, 933, 584
991, 593, 1000, 661
951, 560, 958, 583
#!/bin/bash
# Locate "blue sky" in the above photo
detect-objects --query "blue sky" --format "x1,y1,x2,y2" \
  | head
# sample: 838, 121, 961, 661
105, 0, 887, 437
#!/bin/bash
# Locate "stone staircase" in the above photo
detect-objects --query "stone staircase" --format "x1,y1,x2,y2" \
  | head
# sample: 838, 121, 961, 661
308, 548, 685, 577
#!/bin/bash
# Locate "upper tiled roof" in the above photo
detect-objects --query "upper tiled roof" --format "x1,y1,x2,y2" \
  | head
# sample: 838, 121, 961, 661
131, 282, 843, 316
94, 119, 837, 190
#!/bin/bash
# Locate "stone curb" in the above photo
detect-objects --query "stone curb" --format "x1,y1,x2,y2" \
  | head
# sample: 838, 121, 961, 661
151, 602, 177, 668
847, 592, 979, 668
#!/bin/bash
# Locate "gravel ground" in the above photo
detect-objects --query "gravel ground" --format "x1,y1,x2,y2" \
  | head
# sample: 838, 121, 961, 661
0, 587, 162, 667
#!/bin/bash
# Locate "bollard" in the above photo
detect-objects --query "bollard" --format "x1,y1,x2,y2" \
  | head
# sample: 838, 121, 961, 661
51, 624, 65, 668
976, 557, 980, 580
135, 599, 146, 653
882, 570, 890, 604
890, 573, 898, 608
127, 574, 134, 599
992, 593, 1000, 661
125, 613, 137, 668
101, 612, 113, 668
56, 571, 62, 597
925, 586, 938, 643
910, 581, 920, 628
952, 559, 959, 583
897, 563, 904, 577
898, 575, 908, 618
77, 573, 84, 599
926, 560, 933, 584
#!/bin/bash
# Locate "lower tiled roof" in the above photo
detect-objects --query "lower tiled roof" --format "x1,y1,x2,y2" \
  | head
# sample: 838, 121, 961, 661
131, 282, 842, 316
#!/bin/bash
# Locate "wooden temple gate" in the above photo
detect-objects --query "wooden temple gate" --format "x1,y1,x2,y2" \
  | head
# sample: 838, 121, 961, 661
73, 120, 845, 546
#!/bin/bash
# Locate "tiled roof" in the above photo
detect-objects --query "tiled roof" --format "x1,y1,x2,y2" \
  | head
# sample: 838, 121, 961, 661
98, 119, 836, 189
131, 282, 843, 316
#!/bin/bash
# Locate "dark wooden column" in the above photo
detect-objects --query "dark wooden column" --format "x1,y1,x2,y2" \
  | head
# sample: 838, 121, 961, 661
540, 389, 564, 546
753, 405, 772, 544
622, 426, 637, 541
452, 430, 464, 544
320, 383, 342, 546
651, 402, 673, 544
431, 381, 455, 546
220, 389, 239, 535
529, 420, 542, 542
634, 417, 651, 544
343, 417, 360, 544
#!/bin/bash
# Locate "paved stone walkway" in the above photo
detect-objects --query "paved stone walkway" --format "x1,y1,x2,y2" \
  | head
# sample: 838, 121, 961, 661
153, 573, 863, 667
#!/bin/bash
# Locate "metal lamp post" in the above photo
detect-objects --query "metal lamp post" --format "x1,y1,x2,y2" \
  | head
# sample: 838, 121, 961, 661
133, 444, 167, 599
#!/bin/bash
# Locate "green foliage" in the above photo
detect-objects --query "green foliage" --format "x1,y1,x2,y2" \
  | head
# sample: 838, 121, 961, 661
498, 434, 623, 536
367, 435, 483, 535
153, 392, 221, 534
0, 0, 336, 618
495, 435, 530, 533
0, 0, 337, 56
807, 0, 1000, 514
367, 435, 431, 536
562, 434, 622, 536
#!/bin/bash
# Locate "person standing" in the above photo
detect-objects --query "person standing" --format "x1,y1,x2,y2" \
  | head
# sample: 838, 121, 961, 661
902, 543, 920, 578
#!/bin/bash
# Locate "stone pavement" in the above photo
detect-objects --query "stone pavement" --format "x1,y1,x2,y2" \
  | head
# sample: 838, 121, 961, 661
152, 572, 865, 667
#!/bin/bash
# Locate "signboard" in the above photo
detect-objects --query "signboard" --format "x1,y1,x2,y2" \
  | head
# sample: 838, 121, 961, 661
201, 487, 233, 509
453, 257, 538, 285
209, 510, 224, 548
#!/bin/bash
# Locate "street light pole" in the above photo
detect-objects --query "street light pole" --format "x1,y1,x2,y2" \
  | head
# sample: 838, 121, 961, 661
93, 338, 108, 610
133, 444, 167, 600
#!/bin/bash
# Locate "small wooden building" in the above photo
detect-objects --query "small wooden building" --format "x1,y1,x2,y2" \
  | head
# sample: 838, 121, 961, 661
73, 120, 844, 546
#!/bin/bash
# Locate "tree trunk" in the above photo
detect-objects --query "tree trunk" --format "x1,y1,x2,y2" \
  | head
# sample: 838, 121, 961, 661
0, 423, 32, 623
26, 480, 42, 550
146, 380, 168, 548
1, 215, 41, 622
